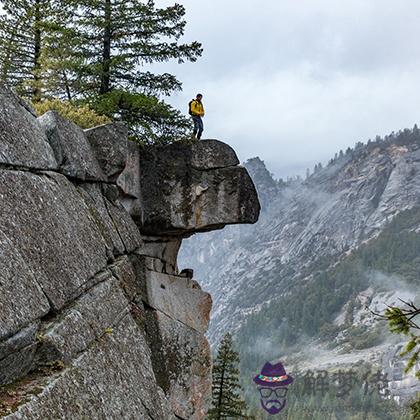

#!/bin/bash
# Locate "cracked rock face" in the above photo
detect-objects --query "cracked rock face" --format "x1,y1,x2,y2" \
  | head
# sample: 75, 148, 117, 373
0, 85, 56, 170
134, 140, 260, 236
85, 122, 128, 179
38, 111, 106, 181
0, 86, 260, 419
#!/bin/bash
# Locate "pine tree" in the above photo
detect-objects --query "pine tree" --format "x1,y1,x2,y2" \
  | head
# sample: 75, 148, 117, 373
381, 301, 420, 419
39, 16, 84, 102
0, 0, 70, 101
70, 0, 202, 96
90, 90, 191, 144
0, 1, 202, 143
208, 332, 251, 419
63, 0, 202, 143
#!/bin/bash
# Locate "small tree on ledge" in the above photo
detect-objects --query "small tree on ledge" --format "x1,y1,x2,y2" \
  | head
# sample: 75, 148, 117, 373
208, 332, 252, 419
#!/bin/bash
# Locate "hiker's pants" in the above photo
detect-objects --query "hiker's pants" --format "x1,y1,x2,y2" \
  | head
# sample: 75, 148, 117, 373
192, 116, 204, 139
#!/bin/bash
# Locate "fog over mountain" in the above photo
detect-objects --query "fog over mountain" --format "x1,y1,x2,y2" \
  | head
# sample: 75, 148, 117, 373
179, 128, 420, 414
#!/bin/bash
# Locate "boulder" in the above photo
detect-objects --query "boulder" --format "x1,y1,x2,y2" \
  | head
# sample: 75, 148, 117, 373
85, 123, 128, 179
138, 148, 261, 235
38, 111, 105, 181
137, 140, 260, 236
0, 85, 57, 170
191, 139, 239, 169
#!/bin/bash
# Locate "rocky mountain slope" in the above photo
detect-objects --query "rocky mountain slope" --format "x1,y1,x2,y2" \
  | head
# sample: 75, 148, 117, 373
181, 131, 420, 337
0, 84, 260, 419
179, 128, 420, 404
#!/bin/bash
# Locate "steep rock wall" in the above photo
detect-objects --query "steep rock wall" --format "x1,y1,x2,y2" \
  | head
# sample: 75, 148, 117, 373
0, 85, 260, 419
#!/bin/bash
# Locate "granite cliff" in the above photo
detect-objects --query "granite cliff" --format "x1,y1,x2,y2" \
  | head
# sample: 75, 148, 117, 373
0, 84, 260, 419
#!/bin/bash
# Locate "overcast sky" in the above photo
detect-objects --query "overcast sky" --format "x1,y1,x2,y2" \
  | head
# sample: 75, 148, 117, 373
151, 0, 420, 178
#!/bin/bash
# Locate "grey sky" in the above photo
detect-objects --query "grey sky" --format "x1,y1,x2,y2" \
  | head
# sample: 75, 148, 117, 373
153, 0, 420, 178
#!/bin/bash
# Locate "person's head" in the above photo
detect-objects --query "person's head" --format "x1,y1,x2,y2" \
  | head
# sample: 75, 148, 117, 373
196, 93, 203, 101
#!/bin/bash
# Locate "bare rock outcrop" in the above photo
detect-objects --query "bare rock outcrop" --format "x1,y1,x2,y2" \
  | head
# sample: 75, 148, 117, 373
133, 140, 260, 236
38, 111, 106, 181
0, 85, 56, 170
0, 85, 260, 419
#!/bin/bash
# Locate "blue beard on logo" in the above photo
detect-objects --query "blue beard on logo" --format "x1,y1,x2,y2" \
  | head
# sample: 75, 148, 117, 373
260, 397, 286, 414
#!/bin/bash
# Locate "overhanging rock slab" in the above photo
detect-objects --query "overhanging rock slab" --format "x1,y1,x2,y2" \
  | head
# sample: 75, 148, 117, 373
138, 140, 260, 236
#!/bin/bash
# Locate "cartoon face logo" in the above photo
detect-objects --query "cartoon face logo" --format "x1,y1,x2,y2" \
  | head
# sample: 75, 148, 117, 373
253, 362, 294, 415
258, 386, 288, 414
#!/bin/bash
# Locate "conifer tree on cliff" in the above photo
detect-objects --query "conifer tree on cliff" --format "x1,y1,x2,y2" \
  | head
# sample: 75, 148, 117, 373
0, 0, 72, 101
208, 332, 252, 419
69, 0, 203, 143
0, 1, 202, 143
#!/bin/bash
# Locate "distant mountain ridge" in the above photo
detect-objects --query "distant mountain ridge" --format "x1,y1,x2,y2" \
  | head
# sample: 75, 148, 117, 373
180, 126, 420, 339
179, 127, 420, 405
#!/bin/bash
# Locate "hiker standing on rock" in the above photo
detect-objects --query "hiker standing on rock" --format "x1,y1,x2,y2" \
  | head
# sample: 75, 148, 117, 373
189, 94, 205, 140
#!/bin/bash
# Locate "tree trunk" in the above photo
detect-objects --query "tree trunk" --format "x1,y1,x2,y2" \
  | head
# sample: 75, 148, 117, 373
0, 38, 13, 82
33, 0, 42, 101
62, 70, 72, 102
100, 0, 112, 94
216, 361, 226, 419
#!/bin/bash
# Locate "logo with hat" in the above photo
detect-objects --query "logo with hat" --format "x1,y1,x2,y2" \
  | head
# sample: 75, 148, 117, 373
253, 361, 294, 414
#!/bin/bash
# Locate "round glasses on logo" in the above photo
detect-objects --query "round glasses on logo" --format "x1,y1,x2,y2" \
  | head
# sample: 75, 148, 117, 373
259, 387, 288, 398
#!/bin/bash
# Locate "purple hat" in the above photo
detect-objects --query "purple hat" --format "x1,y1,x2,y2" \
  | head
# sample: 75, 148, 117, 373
253, 362, 294, 387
